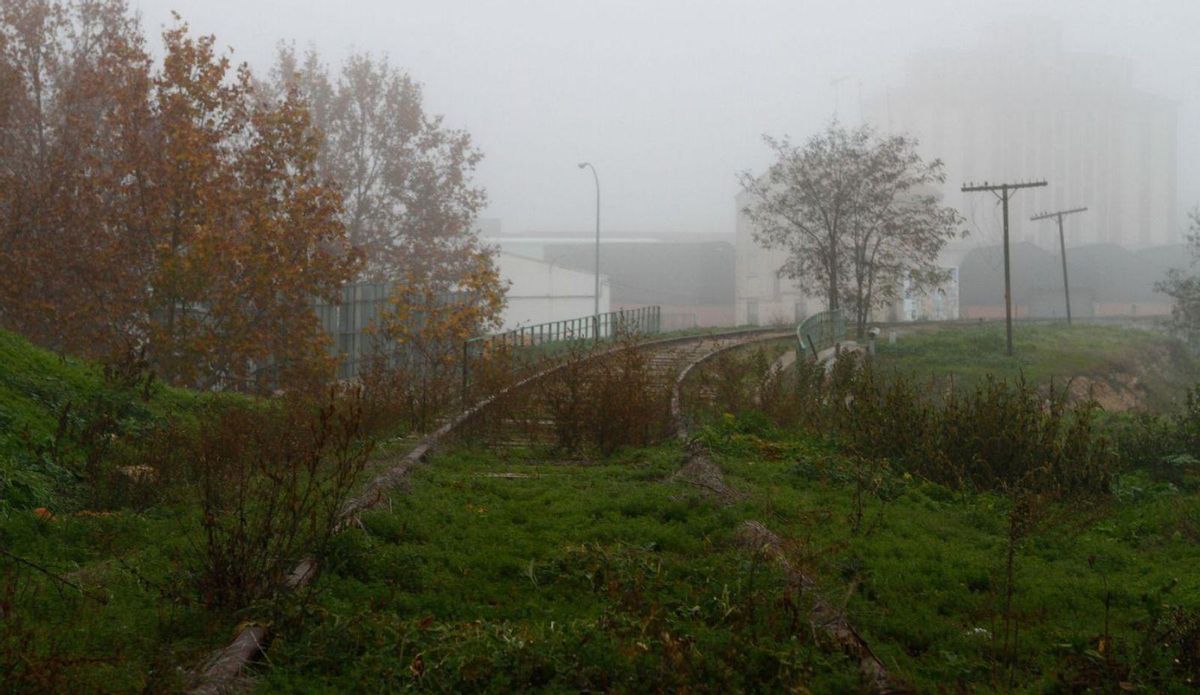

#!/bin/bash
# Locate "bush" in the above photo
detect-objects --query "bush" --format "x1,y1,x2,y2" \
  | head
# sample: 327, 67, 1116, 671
190, 388, 374, 608
769, 354, 1113, 497
1114, 386, 1200, 487
535, 332, 673, 454
683, 346, 772, 423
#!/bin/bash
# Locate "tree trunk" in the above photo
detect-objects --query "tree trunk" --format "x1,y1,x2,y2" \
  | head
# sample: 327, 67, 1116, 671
827, 231, 840, 313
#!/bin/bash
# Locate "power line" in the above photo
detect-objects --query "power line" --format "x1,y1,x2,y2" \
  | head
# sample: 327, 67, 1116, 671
1031, 206, 1087, 326
961, 180, 1049, 356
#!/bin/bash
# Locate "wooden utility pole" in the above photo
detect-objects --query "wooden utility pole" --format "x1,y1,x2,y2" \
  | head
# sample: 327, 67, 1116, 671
1031, 207, 1087, 325
961, 180, 1048, 356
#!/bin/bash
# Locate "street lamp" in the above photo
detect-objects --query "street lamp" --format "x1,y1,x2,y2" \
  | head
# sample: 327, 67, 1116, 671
578, 162, 600, 339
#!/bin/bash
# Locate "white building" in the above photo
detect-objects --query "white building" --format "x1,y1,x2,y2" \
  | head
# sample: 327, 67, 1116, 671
868, 21, 1178, 250
494, 251, 610, 331
734, 190, 815, 326
473, 222, 611, 330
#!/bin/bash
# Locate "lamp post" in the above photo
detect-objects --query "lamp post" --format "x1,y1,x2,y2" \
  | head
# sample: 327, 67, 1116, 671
578, 162, 600, 339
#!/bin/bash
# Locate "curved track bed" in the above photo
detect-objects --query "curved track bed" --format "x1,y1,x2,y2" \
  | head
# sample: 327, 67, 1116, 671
188, 328, 791, 693
669, 337, 904, 694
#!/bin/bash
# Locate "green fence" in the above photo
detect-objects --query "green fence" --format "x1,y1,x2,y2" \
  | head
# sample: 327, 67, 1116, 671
796, 309, 846, 360
314, 282, 393, 380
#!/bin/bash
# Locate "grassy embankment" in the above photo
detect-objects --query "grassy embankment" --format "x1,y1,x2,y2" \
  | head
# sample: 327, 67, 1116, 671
0, 328, 252, 690
3, 324, 1200, 692
257, 328, 1200, 692
875, 321, 1199, 411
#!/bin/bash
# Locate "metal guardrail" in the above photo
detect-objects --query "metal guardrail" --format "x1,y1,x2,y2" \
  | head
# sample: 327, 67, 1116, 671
461, 306, 662, 403
796, 309, 846, 360
467, 305, 661, 351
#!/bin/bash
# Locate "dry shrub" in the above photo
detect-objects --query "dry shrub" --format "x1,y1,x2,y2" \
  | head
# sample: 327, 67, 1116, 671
190, 387, 374, 608
358, 335, 530, 438
356, 349, 455, 435
768, 353, 1113, 496
534, 331, 673, 455
683, 346, 771, 423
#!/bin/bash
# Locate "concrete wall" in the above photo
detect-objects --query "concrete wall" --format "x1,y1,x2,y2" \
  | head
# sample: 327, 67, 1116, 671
496, 252, 610, 331
734, 191, 820, 326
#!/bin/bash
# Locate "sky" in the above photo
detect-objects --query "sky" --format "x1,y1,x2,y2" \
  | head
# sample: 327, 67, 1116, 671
130, 0, 1200, 239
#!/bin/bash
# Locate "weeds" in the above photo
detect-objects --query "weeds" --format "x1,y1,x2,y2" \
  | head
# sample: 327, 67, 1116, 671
468, 329, 673, 454
189, 387, 374, 608
1114, 386, 1200, 488
769, 353, 1114, 497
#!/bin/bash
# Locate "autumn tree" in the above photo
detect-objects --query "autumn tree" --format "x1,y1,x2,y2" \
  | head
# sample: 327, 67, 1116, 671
0, 0, 152, 357
739, 123, 963, 338
0, 2, 359, 391
272, 47, 505, 422
138, 23, 357, 390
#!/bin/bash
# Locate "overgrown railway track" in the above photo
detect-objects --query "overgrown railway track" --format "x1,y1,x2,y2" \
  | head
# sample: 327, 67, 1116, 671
189, 327, 793, 693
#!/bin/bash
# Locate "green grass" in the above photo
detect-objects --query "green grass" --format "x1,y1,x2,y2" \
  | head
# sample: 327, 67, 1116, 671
0, 328, 246, 689
259, 444, 862, 692
875, 322, 1199, 410
0, 327, 212, 511
257, 423, 1200, 692
1, 503, 236, 691
4, 322, 1200, 691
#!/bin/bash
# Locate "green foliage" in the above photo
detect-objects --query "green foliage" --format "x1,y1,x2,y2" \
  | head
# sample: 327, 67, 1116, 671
248, 437, 1200, 693
1114, 386, 1200, 488
0, 504, 229, 693
260, 447, 864, 692
0, 329, 210, 511
774, 353, 1113, 496
875, 322, 1198, 410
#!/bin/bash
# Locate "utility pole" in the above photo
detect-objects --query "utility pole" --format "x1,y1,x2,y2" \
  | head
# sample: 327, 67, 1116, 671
961, 180, 1048, 356
1031, 206, 1087, 326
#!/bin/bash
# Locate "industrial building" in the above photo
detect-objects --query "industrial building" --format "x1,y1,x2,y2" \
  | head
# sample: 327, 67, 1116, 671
737, 22, 1180, 326
486, 233, 735, 330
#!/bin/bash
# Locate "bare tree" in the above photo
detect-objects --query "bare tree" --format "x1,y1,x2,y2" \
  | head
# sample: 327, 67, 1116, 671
1156, 209, 1200, 343
271, 46, 492, 287
739, 122, 963, 338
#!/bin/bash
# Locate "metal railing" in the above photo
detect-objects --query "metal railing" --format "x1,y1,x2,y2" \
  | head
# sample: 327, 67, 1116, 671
461, 305, 662, 403
796, 309, 846, 360
470, 305, 661, 350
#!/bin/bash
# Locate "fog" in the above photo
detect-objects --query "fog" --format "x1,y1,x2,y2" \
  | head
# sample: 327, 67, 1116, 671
131, 0, 1200, 239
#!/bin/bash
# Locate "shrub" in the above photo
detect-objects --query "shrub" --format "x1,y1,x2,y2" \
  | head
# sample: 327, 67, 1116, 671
769, 354, 1113, 497
683, 346, 772, 423
1114, 386, 1200, 487
190, 387, 374, 608
533, 331, 673, 454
